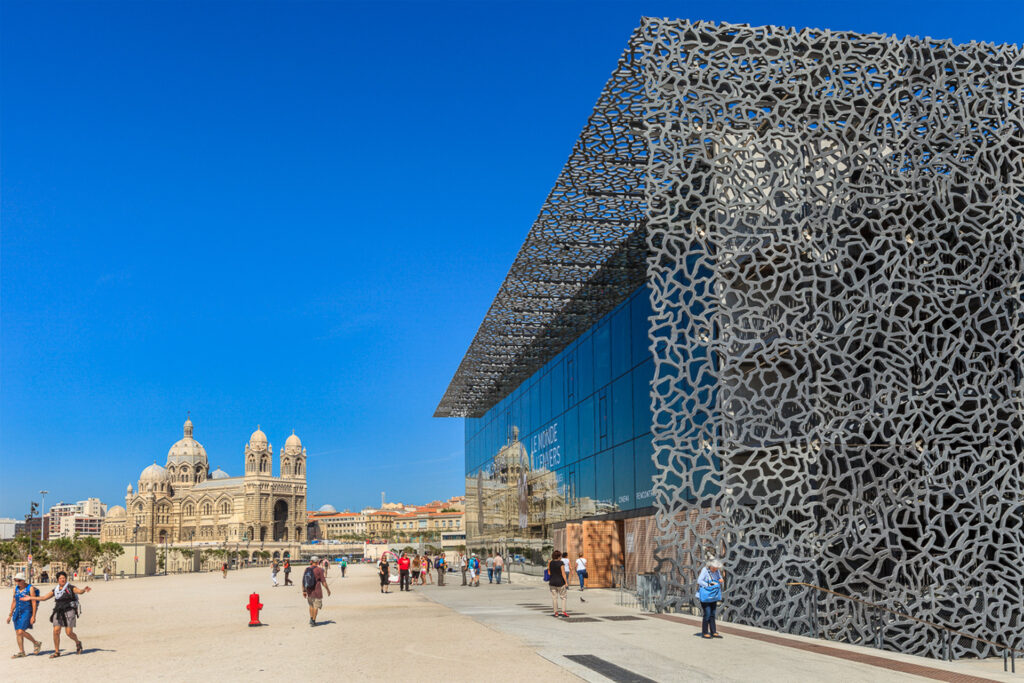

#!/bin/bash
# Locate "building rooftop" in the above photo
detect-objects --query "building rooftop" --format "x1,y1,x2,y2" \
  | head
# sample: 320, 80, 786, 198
434, 27, 649, 418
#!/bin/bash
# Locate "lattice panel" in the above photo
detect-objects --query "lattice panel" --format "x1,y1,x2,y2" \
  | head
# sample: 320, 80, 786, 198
642, 19, 1024, 659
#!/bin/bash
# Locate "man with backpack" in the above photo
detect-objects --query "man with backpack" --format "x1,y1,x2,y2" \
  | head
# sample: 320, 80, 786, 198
301, 556, 330, 627
435, 553, 446, 586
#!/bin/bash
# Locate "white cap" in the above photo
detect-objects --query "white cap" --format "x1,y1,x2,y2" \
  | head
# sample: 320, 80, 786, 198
13, 572, 26, 582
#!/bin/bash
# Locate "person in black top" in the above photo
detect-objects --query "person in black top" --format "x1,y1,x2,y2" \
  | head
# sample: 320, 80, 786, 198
547, 550, 568, 618
21, 571, 91, 658
378, 557, 391, 593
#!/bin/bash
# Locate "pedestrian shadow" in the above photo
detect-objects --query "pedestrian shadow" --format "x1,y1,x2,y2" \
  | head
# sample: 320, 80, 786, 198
315, 620, 336, 626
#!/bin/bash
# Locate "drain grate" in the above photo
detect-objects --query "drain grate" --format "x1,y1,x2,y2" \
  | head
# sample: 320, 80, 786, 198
564, 654, 656, 682
561, 617, 599, 623
600, 615, 645, 621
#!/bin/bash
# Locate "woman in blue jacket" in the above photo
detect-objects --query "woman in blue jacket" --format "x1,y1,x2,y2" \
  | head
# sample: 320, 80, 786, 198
695, 559, 724, 639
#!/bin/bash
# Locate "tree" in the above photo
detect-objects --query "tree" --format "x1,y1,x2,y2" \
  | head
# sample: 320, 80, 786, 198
77, 536, 102, 567
157, 550, 166, 571
48, 538, 81, 570
96, 542, 124, 571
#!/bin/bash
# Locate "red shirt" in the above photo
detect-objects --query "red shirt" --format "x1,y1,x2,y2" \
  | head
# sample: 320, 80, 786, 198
398, 557, 410, 571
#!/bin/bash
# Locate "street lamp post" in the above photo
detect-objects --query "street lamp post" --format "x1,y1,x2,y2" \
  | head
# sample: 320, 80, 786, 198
39, 491, 48, 541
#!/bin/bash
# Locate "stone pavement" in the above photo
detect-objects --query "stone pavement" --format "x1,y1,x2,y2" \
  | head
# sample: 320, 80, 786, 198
1, 564, 1015, 682
414, 568, 1018, 683
0, 564, 575, 682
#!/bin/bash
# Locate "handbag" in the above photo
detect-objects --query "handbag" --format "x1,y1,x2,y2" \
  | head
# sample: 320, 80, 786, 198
543, 568, 550, 582
582, 569, 589, 579
698, 583, 721, 602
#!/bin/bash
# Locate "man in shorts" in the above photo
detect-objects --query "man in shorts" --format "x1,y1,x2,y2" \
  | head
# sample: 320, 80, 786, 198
302, 556, 330, 626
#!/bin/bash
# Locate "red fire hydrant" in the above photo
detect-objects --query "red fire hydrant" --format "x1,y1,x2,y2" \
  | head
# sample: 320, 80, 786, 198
247, 592, 264, 627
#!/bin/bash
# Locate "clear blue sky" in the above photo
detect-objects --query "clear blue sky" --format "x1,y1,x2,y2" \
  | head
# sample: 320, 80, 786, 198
2, 0, 1020, 518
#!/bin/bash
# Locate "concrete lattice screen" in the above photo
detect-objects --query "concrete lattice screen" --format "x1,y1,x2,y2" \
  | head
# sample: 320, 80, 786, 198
638, 20, 1023, 658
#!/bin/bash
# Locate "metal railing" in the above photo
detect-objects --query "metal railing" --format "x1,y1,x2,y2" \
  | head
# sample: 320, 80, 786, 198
787, 581, 1020, 673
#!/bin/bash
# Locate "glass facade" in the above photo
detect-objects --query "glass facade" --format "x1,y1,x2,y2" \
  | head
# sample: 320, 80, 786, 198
464, 285, 656, 559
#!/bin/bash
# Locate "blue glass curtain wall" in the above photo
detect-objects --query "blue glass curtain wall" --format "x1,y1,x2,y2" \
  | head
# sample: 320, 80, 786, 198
464, 284, 658, 516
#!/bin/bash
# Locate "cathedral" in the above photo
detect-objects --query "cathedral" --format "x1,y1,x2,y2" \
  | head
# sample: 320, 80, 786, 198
101, 418, 308, 548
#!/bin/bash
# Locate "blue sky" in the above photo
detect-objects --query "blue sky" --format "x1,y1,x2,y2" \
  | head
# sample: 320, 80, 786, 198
2, 0, 1020, 518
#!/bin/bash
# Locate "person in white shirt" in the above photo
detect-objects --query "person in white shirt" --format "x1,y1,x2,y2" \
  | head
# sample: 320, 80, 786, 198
575, 555, 588, 590
561, 551, 570, 586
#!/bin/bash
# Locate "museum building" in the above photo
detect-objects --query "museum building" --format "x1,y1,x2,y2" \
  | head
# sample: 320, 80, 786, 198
437, 18, 1023, 659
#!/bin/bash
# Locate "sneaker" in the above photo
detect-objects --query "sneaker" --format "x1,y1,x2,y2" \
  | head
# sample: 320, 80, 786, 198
309, 619, 316, 627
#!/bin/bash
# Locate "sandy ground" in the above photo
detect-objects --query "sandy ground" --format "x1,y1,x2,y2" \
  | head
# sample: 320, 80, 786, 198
0, 564, 578, 682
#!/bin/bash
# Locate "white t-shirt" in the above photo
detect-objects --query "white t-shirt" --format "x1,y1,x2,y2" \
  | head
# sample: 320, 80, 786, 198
576, 557, 587, 572
561, 557, 570, 574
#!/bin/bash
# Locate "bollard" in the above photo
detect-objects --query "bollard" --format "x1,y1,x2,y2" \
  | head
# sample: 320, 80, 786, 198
247, 592, 264, 627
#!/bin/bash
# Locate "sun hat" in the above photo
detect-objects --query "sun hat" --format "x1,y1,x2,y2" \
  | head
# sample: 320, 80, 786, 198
13, 572, 26, 582
311, 555, 320, 562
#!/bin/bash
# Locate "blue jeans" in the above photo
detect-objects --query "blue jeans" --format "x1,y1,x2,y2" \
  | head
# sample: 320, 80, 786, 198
494, 568, 502, 584
701, 601, 718, 636
487, 568, 493, 583
577, 570, 586, 590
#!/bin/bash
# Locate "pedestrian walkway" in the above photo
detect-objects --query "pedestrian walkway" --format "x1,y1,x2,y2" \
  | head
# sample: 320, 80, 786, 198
416, 570, 1017, 683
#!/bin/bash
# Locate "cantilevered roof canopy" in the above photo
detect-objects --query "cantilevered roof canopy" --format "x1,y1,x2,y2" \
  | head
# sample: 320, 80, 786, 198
435, 28, 650, 418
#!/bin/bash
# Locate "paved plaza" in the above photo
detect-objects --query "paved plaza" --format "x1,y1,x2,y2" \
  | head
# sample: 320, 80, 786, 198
0, 564, 1016, 682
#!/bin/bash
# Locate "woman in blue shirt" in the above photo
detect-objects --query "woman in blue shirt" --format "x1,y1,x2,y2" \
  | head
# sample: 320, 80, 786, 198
695, 559, 724, 639
7, 573, 41, 657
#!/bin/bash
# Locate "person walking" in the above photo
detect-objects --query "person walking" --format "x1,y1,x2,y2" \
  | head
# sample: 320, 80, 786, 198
422, 555, 433, 585
301, 556, 330, 627
20, 571, 91, 657
493, 553, 504, 584
271, 560, 280, 587
485, 553, 494, 583
459, 553, 468, 586
411, 554, 421, 586
340, 556, 348, 578
221, 562, 228, 579
575, 554, 587, 591
7, 573, 41, 658
378, 555, 391, 594
435, 553, 446, 586
561, 550, 570, 583
398, 552, 411, 591
283, 559, 292, 586
547, 551, 568, 618
696, 559, 725, 639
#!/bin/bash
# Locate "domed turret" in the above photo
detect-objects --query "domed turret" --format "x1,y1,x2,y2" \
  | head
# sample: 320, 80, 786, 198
167, 416, 209, 470
249, 425, 268, 449
107, 505, 126, 518
284, 430, 302, 454
210, 467, 230, 480
138, 462, 172, 495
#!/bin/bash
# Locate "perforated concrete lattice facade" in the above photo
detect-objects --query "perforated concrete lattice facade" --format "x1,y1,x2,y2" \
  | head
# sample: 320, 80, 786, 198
440, 18, 1023, 659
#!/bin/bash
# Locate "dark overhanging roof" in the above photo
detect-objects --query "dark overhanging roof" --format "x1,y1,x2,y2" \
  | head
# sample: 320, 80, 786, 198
434, 26, 650, 418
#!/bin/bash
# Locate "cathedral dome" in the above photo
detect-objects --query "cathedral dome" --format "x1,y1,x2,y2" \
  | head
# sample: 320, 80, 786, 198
167, 417, 208, 466
248, 425, 268, 449
210, 467, 230, 479
284, 430, 302, 454
139, 462, 170, 483
107, 505, 126, 518
318, 504, 337, 513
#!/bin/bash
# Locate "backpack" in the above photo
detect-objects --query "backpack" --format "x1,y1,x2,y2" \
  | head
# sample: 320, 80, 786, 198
302, 567, 317, 591
434, 558, 443, 569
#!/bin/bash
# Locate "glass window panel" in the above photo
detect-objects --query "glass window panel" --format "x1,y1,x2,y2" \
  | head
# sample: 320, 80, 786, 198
566, 353, 576, 405
577, 334, 594, 399
596, 448, 614, 506
611, 304, 631, 380
530, 380, 540, 434
540, 370, 551, 424
631, 287, 653, 368
577, 456, 596, 503
593, 322, 611, 389
614, 441, 635, 511
550, 360, 565, 418
611, 373, 633, 446
598, 389, 609, 452
578, 395, 595, 460
633, 434, 657, 506
563, 405, 579, 466
632, 359, 654, 438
